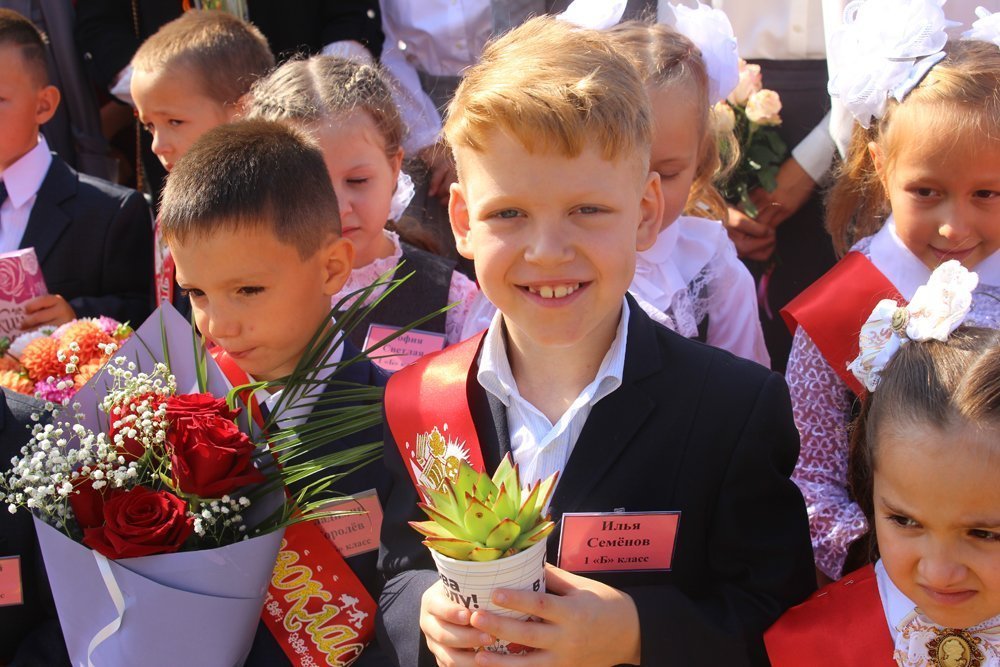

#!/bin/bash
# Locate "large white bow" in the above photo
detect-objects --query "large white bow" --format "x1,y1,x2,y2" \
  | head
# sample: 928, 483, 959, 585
848, 260, 978, 391
827, 0, 958, 127
556, 0, 628, 31
963, 6, 1000, 46
657, 1, 740, 104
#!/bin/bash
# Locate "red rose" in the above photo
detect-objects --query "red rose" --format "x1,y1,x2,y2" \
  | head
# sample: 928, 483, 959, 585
107, 392, 163, 460
69, 480, 121, 530
81, 486, 193, 559
166, 413, 264, 497
166, 393, 240, 422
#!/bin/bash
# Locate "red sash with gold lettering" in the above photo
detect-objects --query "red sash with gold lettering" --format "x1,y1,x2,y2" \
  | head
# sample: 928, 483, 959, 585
781, 252, 904, 396
215, 351, 377, 666
384, 332, 488, 492
764, 565, 895, 667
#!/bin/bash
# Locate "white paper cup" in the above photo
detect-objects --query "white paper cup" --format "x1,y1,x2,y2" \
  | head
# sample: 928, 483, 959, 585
430, 539, 548, 655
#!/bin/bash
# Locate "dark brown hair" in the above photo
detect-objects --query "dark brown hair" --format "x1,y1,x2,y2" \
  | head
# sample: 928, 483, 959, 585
159, 120, 339, 258
848, 327, 1000, 558
0, 8, 49, 85
132, 10, 274, 107
827, 40, 1000, 255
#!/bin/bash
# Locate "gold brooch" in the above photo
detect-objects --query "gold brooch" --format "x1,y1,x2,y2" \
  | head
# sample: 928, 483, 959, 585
890, 307, 911, 335
925, 628, 985, 667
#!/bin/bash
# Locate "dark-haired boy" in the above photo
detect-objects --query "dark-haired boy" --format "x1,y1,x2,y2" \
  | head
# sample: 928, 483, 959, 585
160, 119, 392, 667
0, 9, 151, 326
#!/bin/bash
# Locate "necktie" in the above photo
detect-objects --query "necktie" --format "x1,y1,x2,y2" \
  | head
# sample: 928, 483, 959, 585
894, 610, 1000, 666
0, 179, 7, 207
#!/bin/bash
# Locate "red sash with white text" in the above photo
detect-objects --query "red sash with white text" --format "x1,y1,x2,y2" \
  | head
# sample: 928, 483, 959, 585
384, 332, 487, 493
215, 351, 376, 666
781, 252, 904, 396
764, 565, 895, 667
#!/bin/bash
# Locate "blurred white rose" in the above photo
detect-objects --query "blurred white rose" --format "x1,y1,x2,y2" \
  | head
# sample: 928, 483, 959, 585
745, 89, 782, 126
727, 59, 762, 105
712, 102, 736, 134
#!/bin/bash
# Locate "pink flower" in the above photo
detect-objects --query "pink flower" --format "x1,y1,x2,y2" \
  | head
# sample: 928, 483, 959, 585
34, 375, 76, 404
727, 60, 762, 106
745, 89, 783, 126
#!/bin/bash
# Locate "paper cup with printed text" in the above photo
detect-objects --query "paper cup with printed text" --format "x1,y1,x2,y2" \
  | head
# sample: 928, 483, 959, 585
429, 538, 548, 655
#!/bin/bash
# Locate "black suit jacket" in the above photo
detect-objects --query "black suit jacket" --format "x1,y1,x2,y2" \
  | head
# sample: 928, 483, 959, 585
0, 390, 70, 667
23, 156, 153, 325
246, 344, 395, 667
376, 301, 816, 666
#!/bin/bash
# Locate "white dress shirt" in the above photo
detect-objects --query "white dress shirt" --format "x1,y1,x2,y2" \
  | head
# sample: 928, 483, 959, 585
476, 299, 630, 486
380, 0, 493, 153
0, 136, 52, 254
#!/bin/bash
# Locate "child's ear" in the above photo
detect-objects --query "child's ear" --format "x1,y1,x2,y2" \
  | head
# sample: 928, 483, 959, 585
449, 182, 475, 261
320, 236, 355, 296
635, 171, 664, 252
390, 147, 404, 182
868, 141, 887, 184
35, 85, 60, 126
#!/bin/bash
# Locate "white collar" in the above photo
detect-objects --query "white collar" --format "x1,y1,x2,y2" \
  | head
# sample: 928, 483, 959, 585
869, 216, 1000, 299
476, 297, 630, 409
875, 559, 919, 644
634, 222, 687, 304
0, 136, 53, 208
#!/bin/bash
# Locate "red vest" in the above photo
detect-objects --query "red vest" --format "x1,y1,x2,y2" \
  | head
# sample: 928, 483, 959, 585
781, 252, 904, 396
765, 565, 895, 667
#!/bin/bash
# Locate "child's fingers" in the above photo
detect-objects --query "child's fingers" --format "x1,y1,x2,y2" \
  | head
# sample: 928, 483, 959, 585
487, 588, 566, 625
541, 564, 590, 595
422, 581, 475, 626
470, 610, 557, 651
22, 295, 55, 313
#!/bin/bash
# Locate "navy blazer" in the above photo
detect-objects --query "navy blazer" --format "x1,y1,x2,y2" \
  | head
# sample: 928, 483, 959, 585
376, 299, 817, 666
246, 343, 395, 667
0, 390, 70, 666
22, 155, 153, 325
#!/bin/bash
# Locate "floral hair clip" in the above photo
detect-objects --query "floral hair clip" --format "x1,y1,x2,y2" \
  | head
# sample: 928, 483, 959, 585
848, 261, 979, 391
827, 0, 960, 127
963, 6, 1000, 46
556, 0, 628, 31
657, 1, 740, 105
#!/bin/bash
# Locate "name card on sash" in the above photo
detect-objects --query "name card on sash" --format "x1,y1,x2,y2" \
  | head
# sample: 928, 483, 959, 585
0, 556, 23, 607
315, 489, 383, 559
557, 511, 681, 573
363, 325, 447, 373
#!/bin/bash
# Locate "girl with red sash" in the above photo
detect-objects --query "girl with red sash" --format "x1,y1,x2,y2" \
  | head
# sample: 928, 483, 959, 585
781, 3, 1000, 583
767, 262, 1000, 667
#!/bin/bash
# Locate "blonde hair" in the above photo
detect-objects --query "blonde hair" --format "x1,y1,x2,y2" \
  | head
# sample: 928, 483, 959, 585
609, 20, 733, 222
245, 55, 404, 158
827, 40, 1000, 255
132, 10, 274, 107
444, 16, 652, 176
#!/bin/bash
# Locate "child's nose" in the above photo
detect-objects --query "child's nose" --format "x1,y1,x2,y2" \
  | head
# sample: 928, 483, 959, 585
203, 307, 241, 341
150, 131, 170, 158
524, 220, 572, 265
938, 206, 974, 245
917, 545, 967, 589
334, 186, 353, 217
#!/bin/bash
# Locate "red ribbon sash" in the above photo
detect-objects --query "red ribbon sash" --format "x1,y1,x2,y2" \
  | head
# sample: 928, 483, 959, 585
764, 565, 895, 667
384, 332, 487, 493
153, 217, 175, 307
781, 252, 904, 396
215, 351, 376, 666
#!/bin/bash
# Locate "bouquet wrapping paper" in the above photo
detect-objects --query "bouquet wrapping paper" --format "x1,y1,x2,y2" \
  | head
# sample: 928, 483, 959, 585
0, 248, 47, 338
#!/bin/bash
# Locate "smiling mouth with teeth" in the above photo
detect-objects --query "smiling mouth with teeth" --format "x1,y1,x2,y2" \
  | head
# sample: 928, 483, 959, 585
527, 283, 581, 299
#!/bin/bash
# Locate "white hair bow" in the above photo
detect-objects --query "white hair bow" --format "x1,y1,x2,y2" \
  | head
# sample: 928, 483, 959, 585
848, 261, 979, 392
556, 0, 628, 31
963, 6, 1000, 46
388, 171, 415, 222
657, 1, 740, 104
827, 0, 960, 127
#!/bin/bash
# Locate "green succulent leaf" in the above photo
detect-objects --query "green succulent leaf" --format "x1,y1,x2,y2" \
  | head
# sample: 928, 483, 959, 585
424, 538, 478, 560
473, 470, 498, 504
514, 519, 555, 550
485, 518, 522, 550
464, 495, 501, 543
410, 520, 457, 540
516, 481, 542, 532
420, 503, 472, 541
468, 546, 504, 562
453, 464, 478, 499
493, 483, 517, 521
533, 471, 559, 517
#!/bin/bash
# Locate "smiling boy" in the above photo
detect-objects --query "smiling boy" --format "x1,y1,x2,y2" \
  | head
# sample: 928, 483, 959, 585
377, 17, 815, 667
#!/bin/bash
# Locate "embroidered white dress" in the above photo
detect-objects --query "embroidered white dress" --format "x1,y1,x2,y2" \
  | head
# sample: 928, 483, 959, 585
787, 218, 1000, 579
333, 230, 479, 345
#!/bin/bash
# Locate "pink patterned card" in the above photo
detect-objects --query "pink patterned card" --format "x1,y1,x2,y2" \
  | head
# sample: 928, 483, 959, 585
363, 324, 447, 374
557, 511, 681, 573
0, 556, 23, 607
0, 247, 47, 338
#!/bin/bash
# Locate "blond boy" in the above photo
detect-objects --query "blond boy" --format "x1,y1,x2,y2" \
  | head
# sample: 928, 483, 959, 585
377, 17, 815, 667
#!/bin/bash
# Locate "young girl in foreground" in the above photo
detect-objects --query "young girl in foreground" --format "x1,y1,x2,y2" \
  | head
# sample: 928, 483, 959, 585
784, 3, 1000, 581
766, 262, 1000, 666
247, 57, 478, 358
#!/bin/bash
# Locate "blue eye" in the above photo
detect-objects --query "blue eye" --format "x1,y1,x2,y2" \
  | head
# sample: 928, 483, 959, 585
495, 209, 520, 219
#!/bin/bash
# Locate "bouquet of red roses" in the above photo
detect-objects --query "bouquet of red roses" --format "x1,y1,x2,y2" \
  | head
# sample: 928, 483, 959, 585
1, 303, 384, 666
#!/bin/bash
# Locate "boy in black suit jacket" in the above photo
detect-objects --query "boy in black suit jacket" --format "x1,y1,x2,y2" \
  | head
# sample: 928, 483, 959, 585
160, 119, 392, 666
376, 17, 816, 667
0, 10, 152, 328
